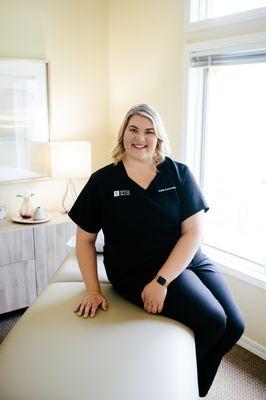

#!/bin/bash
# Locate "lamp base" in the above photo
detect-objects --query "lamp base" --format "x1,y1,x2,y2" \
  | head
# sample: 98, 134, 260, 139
62, 178, 77, 213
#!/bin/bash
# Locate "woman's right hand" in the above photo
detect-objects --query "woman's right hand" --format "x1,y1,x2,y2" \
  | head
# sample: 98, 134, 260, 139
73, 291, 108, 318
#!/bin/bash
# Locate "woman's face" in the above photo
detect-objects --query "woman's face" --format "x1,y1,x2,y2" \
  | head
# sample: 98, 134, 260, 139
123, 114, 158, 164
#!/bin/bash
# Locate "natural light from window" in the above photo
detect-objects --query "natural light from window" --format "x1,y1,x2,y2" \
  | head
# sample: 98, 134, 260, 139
190, 0, 266, 22
203, 63, 266, 270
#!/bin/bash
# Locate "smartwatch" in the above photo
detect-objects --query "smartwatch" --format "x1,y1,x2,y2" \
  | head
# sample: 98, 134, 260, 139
155, 275, 169, 287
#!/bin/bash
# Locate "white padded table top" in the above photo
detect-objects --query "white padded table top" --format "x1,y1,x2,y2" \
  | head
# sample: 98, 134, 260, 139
51, 249, 110, 283
0, 282, 198, 400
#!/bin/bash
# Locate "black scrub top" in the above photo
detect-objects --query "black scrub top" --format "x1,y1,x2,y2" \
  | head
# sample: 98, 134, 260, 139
68, 156, 209, 285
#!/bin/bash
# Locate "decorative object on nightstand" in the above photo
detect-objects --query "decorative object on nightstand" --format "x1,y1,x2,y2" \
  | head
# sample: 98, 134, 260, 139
16, 192, 35, 219
12, 214, 51, 224
33, 206, 46, 221
14, 192, 50, 224
49, 141, 91, 213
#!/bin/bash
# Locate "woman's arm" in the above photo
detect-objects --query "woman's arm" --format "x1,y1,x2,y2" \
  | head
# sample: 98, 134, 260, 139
76, 226, 101, 293
157, 209, 205, 283
141, 210, 205, 314
73, 226, 108, 318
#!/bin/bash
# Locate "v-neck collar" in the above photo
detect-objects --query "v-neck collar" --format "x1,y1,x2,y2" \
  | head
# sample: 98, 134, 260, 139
118, 160, 161, 191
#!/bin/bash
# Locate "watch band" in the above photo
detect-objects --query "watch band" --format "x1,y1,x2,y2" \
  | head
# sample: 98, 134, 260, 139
155, 275, 169, 287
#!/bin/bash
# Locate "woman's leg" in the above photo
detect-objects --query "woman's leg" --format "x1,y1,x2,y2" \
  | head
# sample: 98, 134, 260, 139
160, 269, 230, 397
113, 268, 236, 397
187, 260, 245, 397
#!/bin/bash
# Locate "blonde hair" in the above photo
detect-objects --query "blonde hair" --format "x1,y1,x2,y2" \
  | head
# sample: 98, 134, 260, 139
111, 103, 170, 167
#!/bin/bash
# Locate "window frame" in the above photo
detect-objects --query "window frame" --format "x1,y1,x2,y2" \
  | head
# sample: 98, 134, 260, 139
185, 0, 266, 32
181, 31, 266, 289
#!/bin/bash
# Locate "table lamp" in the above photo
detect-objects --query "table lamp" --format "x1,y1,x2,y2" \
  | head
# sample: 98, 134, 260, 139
49, 141, 91, 213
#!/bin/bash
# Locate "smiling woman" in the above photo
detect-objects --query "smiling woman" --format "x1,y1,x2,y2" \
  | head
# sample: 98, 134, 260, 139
121, 115, 159, 188
123, 115, 158, 164
68, 103, 245, 398
112, 103, 170, 167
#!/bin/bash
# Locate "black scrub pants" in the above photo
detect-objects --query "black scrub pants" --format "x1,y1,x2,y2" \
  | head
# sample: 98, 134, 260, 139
112, 259, 245, 398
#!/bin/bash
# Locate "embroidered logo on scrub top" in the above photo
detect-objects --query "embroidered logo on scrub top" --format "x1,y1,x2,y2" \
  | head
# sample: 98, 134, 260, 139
114, 190, 131, 197
158, 186, 176, 192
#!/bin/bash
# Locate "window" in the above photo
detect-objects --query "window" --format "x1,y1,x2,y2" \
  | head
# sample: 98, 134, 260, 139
0, 59, 49, 183
190, 0, 266, 22
186, 0, 266, 31
184, 40, 266, 284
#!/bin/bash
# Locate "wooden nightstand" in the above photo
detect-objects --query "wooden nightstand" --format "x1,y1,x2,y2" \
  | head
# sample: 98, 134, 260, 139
0, 212, 76, 314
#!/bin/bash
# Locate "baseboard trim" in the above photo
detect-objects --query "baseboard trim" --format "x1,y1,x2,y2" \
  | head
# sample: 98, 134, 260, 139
237, 335, 266, 360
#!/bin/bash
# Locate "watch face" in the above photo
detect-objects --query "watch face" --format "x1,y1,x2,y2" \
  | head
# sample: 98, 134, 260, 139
157, 276, 166, 286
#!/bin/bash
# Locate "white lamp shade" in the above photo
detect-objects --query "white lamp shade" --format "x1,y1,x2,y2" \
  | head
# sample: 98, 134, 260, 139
49, 141, 91, 179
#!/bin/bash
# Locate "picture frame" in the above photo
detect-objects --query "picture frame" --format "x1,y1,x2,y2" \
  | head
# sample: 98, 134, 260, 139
0, 58, 50, 184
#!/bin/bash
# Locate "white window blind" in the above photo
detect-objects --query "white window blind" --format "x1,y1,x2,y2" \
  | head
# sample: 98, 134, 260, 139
190, 48, 266, 67
187, 46, 266, 274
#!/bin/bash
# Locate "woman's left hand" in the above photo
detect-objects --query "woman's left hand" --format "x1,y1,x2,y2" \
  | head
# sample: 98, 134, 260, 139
141, 280, 167, 314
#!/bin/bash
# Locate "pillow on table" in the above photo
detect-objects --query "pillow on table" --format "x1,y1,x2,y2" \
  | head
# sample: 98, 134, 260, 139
66, 229, 104, 253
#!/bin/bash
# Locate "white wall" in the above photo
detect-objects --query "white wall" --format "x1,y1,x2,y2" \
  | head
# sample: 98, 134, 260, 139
0, 0, 109, 214
108, 0, 185, 157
